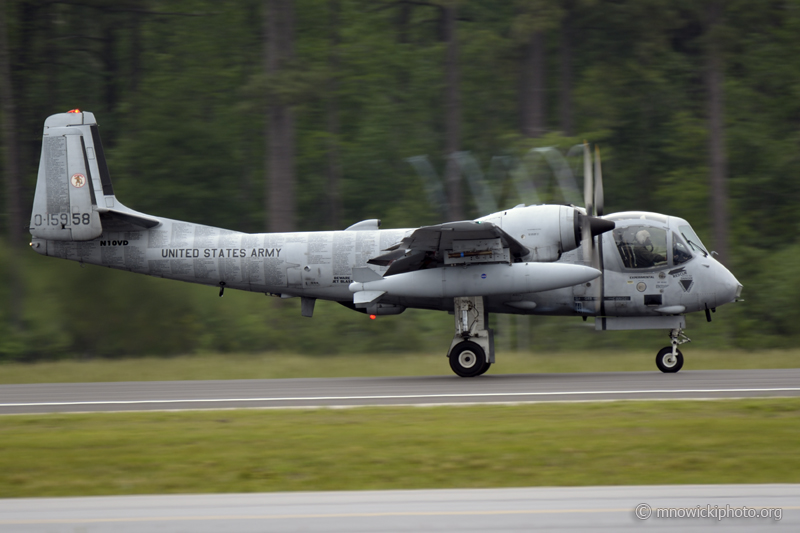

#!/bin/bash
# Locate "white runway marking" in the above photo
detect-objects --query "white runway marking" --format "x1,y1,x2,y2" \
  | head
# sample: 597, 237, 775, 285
0, 508, 636, 525
3, 387, 799, 408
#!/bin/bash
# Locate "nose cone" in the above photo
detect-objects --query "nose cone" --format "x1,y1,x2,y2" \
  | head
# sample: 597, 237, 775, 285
716, 263, 742, 306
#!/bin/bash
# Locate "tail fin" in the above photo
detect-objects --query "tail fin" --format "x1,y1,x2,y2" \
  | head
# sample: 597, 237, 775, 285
29, 111, 107, 241
29, 111, 158, 242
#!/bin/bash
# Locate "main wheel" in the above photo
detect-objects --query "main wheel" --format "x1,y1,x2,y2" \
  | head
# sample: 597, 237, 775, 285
656, 347, 684, 373
449, 341, 487, 378
476, 362, 492, 376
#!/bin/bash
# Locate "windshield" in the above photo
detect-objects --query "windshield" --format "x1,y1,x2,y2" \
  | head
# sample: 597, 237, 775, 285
679, 225, 708, 256
672, 233, 692, 265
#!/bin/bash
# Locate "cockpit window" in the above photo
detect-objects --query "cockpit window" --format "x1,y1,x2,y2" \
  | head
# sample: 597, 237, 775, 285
672, 232, 692, 265
679, 225, 708, 257
614, 226, 668, 269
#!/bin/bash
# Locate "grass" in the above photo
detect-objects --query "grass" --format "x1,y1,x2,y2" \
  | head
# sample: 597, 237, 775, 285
1, 398, 799, 497
0, 349, 798, 384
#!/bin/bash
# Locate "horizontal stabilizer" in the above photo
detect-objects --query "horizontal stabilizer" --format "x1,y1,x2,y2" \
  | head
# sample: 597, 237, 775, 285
351, 267, 383, 283
102, 209, 160, 229
353, 290, 386, 306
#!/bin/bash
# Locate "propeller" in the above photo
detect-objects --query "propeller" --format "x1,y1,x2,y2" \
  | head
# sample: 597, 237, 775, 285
583, 141, 594, 217
594, 145, 604, 217
577, 141, 612, 316
580, 141, 595, 264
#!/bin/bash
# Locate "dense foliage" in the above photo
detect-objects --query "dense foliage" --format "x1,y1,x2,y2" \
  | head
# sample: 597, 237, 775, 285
1, 0, 799, 360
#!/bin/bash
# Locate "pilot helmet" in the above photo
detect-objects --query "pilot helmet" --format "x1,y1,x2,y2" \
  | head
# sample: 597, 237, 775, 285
635, 230, 651, 244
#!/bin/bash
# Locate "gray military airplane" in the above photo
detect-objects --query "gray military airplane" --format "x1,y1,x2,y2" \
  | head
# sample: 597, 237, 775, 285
29, 110, 742, 377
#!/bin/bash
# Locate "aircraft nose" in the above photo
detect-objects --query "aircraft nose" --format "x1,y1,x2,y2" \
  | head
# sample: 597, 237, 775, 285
716, 263, 742, 306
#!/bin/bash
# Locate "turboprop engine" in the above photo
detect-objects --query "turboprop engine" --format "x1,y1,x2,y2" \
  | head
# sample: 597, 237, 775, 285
480, 204, 615, 263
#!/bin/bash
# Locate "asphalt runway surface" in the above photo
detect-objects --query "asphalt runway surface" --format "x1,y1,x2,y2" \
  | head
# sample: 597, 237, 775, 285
2, 373, 798, 532
1, 369, 799, 414
1, 484, 797, 532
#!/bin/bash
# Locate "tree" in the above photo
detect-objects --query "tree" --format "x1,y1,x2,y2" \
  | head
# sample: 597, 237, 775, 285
0, 0, 24, 334
326, 0, 342, 229
558, 0, 573, 136
443, 1, 462, 220
0, 0, 21, 247
521, 28, 546, 138
514, 0, 562, 139
265, 0, 296, 232
704, 0, 728, 263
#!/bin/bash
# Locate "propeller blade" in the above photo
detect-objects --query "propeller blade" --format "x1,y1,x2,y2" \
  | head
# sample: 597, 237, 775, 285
580, 146, 608, 315
583, 141, 593, 216
578, 212, 599, 312
581, 213, 593, 263
585, 219, 601, 314
594, 145, 604, 217
574, 212, 615, 314
581, 142, 594, 264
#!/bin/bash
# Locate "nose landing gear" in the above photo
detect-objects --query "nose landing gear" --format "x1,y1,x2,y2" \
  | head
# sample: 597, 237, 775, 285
656, 346, 683, 373
656, 328, 690, 373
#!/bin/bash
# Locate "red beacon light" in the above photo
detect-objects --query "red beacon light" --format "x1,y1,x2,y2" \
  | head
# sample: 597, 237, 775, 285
66, 109, 81, 113
369, 314, 377, 320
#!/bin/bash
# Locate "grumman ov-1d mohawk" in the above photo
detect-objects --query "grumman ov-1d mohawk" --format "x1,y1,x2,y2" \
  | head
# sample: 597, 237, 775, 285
30, 111, 743, 377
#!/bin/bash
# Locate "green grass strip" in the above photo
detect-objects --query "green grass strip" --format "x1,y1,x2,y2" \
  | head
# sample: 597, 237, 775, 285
1, 349, 799, 383
2, 398, 799, 497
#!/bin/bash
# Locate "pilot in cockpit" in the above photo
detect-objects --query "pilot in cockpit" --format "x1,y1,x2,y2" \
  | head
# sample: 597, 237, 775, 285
633, 230, 665, 268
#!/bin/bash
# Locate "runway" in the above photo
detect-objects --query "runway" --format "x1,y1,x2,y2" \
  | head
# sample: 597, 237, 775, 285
1, 485, 797, 532
1, 369, 799, 414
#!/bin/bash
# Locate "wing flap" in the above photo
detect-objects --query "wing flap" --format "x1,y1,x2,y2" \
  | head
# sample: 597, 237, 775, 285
367, 249, 407, 267
393, 221, 527, 256
378, 221, 529, 276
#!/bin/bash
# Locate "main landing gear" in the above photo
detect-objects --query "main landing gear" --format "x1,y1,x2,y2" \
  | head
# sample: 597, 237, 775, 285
447, 296, 494, 377
656, 328, 690, 373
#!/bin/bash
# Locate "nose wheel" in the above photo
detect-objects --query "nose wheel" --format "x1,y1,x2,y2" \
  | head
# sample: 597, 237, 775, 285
656, 346, 683, 373
655, 327, 690, 373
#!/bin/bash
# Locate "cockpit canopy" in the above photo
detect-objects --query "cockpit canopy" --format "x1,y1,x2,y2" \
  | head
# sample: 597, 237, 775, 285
615, 225, 668, 269
606, 212, 709, 270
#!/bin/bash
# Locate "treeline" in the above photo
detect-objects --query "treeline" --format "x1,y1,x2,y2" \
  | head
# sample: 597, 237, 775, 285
1, 0, 799, 360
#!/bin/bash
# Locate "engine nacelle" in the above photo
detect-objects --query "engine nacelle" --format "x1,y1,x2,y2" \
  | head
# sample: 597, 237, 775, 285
481, 205, 613, 262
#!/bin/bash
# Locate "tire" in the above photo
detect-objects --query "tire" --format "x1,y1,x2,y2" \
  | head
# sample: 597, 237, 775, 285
476, 362, 491, 376
656, 347, 684, 373
449, 341, 487, 378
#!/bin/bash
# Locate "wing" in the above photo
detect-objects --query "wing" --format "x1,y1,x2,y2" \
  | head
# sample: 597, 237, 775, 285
369, 221, 529, 276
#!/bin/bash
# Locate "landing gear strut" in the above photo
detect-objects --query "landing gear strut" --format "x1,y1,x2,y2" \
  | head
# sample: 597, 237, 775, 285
447, 296, 494, 377
656, 328, 690, 373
